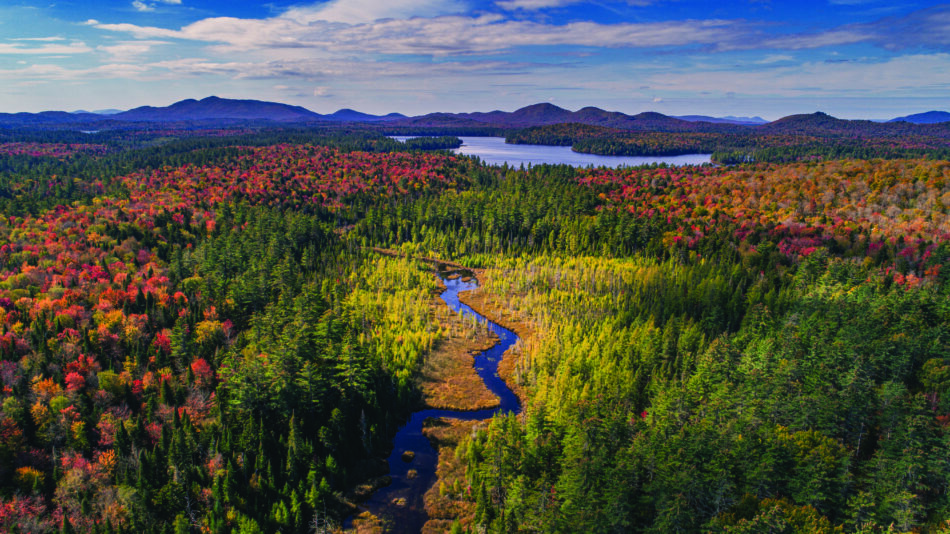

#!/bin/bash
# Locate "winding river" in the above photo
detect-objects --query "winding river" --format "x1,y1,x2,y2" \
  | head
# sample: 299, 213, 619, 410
355, 269, 521, 532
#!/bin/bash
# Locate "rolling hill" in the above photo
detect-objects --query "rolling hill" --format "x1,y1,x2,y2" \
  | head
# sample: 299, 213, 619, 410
114, 96, 323, 122
889, 111, 950, 124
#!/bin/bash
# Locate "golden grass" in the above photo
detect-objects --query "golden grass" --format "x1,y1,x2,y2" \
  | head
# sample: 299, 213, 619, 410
347, 250, 538, 532
457, 282, 534, 406
420, 268, 537, 532
422, 417, 482, 533
418, 278, 501, 411
345, 511, 384, 534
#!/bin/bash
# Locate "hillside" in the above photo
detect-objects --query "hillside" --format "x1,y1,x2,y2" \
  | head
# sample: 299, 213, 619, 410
390, 104, 744, 132
676, 114, 767, 125
889, 110, 950, 124
114, 96, 323, 122
325, 109, 406, 122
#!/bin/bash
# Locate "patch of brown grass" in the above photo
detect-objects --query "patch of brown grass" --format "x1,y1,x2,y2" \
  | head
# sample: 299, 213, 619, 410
418, 279, 500, 411
457, 282, 534, 406
351, 251, 538, 532
422, 417, 482, 533
345, 510, 384, 534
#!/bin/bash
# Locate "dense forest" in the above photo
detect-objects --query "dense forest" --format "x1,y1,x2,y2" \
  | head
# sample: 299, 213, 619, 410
0, 128, 948, 533
507, 123, 950, 163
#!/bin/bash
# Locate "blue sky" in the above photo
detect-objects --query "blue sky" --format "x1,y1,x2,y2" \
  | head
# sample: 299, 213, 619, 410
1, 0, 948, 119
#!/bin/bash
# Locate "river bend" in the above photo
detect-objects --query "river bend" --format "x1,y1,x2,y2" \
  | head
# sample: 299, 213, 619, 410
357, 272, 521, 532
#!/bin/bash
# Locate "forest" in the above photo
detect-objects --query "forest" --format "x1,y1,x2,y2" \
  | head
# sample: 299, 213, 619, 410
0, 127, 947, 533
506, 123, 950, 163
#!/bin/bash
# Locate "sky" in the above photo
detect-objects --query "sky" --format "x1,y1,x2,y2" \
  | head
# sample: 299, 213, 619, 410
0, 0, 949, 119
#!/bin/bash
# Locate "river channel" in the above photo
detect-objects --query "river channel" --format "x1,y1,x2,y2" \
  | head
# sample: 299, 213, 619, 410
354, 268, 521, 532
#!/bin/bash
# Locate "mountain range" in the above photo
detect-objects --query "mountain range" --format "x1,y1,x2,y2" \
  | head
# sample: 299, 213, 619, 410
0, 96, 948, 132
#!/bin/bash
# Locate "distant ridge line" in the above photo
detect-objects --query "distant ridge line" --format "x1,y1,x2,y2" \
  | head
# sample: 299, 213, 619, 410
0, 96, 947, 133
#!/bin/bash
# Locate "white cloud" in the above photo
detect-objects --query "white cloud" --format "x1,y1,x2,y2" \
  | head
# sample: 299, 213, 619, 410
95, 1, 950, 60
648, 54, 950, 97
753, 29, 869, 50
9, 36, 65, 42
495, 0, 575, 9
94, 14, 743, 55
0, 63, 149, 81
754, 54, 794, 64
98, 40, 169, 61
285, 0, 467, 24
133, 0, 181, 12
738, 5, 950, 52
142, 56, 534, 81
0, 42, 92, 55
496, 0, 651, 10
30, 0, 950, 113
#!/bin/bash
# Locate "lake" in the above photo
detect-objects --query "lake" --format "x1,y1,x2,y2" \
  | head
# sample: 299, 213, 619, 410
392, 136, 711, 168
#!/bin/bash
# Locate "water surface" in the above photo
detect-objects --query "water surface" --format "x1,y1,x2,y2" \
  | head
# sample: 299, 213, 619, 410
393, 136, 711, 168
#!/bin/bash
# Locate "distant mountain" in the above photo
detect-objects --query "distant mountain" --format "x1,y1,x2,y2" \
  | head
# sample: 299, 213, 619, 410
888, 111, 950, 124
0, 111, 103, 126
505, 103, 575, 124
326, 109, 406, 122
754, 111, 950, 138
759, 112, 890, 136
759, 112, 850, 134
4, 99, 950, 140
71, 109, 124, 115
114, 96, 323, 122
386, 113, 498, 129
391, 104, 742, 132
676, 115, 767, 125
